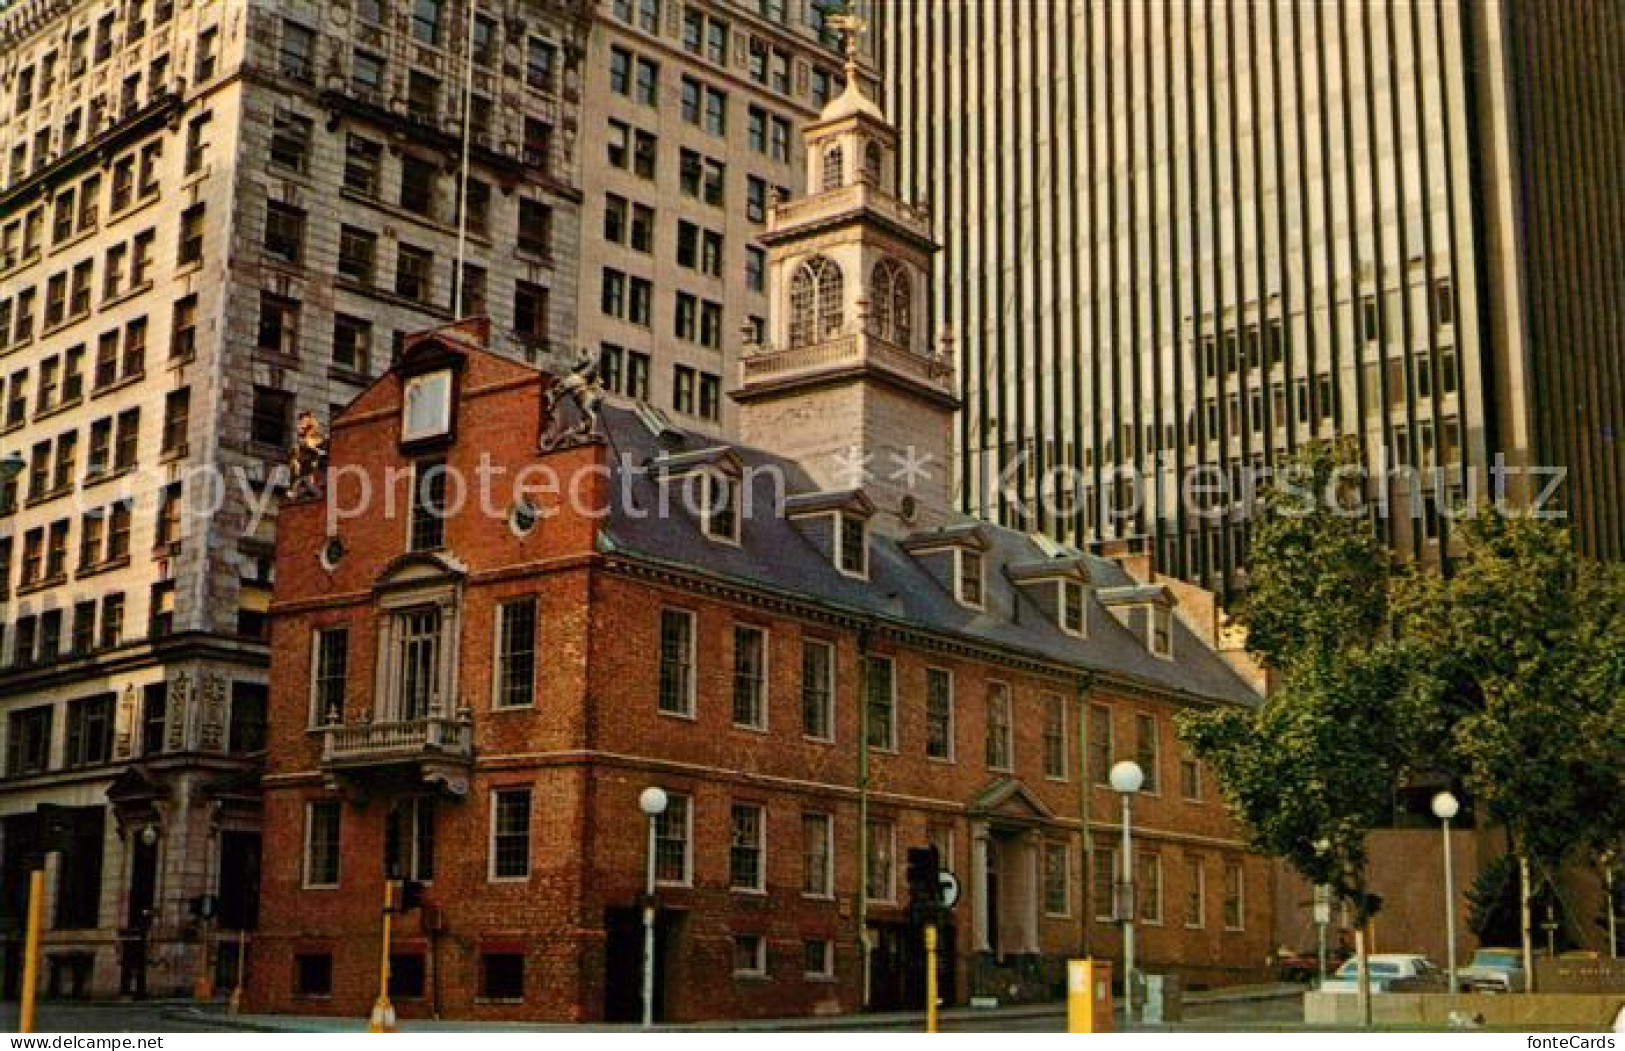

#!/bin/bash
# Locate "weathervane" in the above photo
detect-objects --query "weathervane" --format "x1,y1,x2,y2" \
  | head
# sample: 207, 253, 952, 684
827, 6, 866, 82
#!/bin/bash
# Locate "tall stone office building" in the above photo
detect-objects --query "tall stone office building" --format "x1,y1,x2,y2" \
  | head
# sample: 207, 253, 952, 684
879, 0, 1625, 597
576, 0, 874, 434
0, 0, 589, 998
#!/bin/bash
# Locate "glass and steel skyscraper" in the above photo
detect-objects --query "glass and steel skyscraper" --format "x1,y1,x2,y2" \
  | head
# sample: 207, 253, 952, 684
880, 0, 1625, 597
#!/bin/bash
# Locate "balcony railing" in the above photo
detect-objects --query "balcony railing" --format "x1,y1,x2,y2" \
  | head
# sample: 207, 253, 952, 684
321, 715, 472, 769
767, 181, 932, 240
740, 329, 954, 394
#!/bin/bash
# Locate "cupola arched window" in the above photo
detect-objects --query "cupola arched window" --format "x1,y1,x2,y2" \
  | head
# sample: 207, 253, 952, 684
869, 258, 911, 347
863, 141, 883, 185
789, 255, 845, 347
822, 143, 844, 191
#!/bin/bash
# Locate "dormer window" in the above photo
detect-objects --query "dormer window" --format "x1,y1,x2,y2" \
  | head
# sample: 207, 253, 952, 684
702, 470, 740, 543
1151, 604, 1173, 658
821, 142, 843, 190
957, 549, 984, 608
1061, 579, 1087, 637
401, 368, 453, 442
837, 512, 867, 578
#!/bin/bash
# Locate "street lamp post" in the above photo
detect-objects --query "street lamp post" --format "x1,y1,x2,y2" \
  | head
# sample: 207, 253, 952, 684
1431, 791, 1460, 992
638, 786, 668, 1029
1109, 760, 1145, 1024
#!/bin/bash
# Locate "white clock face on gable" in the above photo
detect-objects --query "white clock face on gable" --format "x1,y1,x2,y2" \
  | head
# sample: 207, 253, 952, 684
402, 370, 453, 442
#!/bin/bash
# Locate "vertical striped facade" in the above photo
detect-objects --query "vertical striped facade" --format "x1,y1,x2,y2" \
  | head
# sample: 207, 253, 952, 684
879, 0, 1625, 596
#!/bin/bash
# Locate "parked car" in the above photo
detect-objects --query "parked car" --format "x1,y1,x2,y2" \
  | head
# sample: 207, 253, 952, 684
1458, 947, 1526, 993
1319, 954, 1441, 994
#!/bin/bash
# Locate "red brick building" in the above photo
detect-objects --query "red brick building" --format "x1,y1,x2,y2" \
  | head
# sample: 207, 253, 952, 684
250, 75, 1272, 1023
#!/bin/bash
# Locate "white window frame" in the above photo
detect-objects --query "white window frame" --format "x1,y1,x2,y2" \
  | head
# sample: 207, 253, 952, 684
955, 548, 984, 609
865, 654, 897, 753
1151, 603, 1174, 658
1093, 845, 1118, 922
1184, 855, 1206, 929
865, 818, 896, 903
1043, 840, 1071, 918
701, 469, 741, 545
1060, 579, 1087, 637
400, 368, 452, 441
302, 799, 341, 889
834, 512, 867, 579
654, 792, 693, 888
657, 607, 697, 719
800, 637, 835, 743
491, 596, 538, 710
308, 626, 347, 727
1138, 850, 1163, 926
1223, 859, 1246, 931
729, 801, 766, 893
731, 623, 769, 731
1042, 692, 1068, 781
924, 665, 955, 762
1180, 751, 1203, 802
803, 937, 835, 980
985, 680, 1013, 772
732, 933, 767, 977
801, 810, 834, 900
1135, 712, 1161, 795
487, 786, 532, 883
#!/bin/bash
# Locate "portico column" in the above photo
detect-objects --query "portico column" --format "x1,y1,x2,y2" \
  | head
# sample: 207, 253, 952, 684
971, 822, 991, 953
1023, 830, 1042, 954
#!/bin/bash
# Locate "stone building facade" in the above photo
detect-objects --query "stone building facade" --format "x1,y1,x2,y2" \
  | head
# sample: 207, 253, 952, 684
251, 79, 1272, 1022
575, 0, 875, 435
0, 0, 588, 998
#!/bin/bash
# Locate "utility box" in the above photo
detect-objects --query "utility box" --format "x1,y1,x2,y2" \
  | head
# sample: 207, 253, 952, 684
1067, 958, 1114, 1033
1142, 973, 1184, 1023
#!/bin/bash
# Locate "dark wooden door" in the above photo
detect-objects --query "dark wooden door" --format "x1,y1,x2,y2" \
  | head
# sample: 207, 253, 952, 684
602, 906, 671, 1023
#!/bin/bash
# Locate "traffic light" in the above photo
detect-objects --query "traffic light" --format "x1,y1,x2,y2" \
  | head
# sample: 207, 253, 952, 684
398, 880, 426, 912
906, 846, 942, 926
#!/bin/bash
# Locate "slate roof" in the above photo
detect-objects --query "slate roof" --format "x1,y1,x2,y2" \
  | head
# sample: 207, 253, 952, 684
595, 405, 1261, 709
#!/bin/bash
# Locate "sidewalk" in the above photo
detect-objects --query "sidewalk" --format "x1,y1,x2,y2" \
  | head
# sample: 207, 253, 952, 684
165, 983, 1306, 1033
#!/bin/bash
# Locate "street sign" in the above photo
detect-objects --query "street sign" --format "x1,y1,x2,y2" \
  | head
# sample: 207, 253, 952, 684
939, 871, 961, 908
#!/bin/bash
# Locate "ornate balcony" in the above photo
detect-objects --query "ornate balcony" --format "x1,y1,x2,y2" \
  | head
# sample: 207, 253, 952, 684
737, 327, 956, 406
320, 715, 472, 796
764, 181, 934, 244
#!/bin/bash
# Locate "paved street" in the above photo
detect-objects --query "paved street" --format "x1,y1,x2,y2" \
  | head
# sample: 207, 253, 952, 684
1, 987, 1308, 1034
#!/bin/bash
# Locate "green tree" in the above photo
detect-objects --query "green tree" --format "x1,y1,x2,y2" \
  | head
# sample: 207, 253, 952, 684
1178, 440, 1425, 1011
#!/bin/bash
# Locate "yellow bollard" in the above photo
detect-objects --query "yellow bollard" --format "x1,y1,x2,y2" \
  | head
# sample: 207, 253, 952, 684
369, 881, 397, 1033
19, 869, 43, 1033
925, 924, 938, 1033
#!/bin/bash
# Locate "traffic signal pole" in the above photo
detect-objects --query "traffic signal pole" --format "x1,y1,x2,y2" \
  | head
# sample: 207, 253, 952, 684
18, 869, 44, 1033
925, 922, 939, 1033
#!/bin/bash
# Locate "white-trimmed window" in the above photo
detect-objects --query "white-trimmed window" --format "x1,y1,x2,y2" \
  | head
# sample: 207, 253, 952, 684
1135, 712, 1160, 793
489, 787, 531, 881
1043, 693, 1067, 778
1043, 841, 1070, 917
1138, 851, 1163, 925
1151, 604, 1173, 657
801, 811, 833, 898
494, 597, 537, 709
803, 938, 834, 979
1093, 845, 1118, 921
800, 638, 834, 741
732, 624, 767, 729
788, 254, 843, 347
657, 608, 696, 716
1089, 703, 1113, 785
1223, 859, 1245, 930
654, 793, 692, 885
1061, 580, 1086, 636
1184, 855, 1206, 929
985, 682, 1012, 771
729, 802, 765, 891
385, 797, 435, 882
836, 512, 867, 578
925, 667, 953, 761
702, 470, 739, 542
864, 655, 895, 751
310, 627, 348, 726
732, 933, 766, 976
1180, 751, 1202, 802
865, 818, 895, 903
303, 799, 341, 888
957, 549, 984, 608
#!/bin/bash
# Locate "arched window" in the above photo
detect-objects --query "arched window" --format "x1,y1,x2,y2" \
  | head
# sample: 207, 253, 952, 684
789, 255, 845, 347
822, 143, 844, 191
863, 141, 883, 185
869, 258, 911, 347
